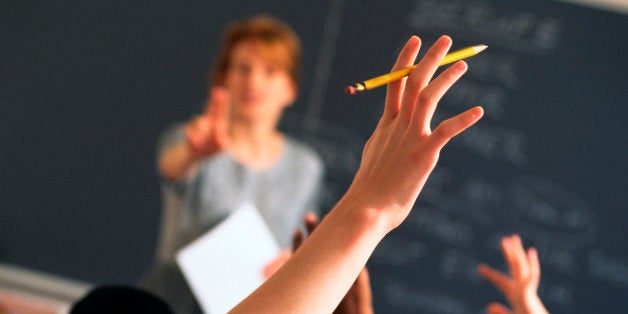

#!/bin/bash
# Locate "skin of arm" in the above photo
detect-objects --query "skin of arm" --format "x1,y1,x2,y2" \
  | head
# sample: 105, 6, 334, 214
334, 267, 373, 314
292, 212, 374, 314
230, 34, 484, 313
478, 234, 549, 314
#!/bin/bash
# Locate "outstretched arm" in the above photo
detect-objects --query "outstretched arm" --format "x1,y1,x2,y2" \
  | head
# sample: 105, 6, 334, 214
230, 35, 483, 313
292, 213, 373, 314
478, 234, 549, 314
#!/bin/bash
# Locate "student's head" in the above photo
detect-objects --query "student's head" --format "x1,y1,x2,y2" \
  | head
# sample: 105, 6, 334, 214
210, 15, 301, 123
70, 286, 173, 314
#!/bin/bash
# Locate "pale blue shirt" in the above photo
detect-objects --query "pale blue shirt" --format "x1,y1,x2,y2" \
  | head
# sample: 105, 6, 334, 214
141, 124, 324, 314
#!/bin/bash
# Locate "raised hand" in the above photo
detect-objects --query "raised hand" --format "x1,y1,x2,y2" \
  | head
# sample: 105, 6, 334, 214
341, 35, 484, 232
184, 87, 231, 159
478, 234, 549, 314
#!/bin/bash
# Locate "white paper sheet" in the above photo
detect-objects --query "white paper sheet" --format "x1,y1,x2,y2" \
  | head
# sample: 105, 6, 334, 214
176, 202, 280, 314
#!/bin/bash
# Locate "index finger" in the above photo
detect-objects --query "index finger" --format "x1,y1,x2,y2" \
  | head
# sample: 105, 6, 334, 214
502, 234, 528, 281
205, 87, 230, 120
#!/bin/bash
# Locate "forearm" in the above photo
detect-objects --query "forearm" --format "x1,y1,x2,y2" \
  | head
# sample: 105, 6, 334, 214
334, 268, 374, 314
231, 198, 389, 313
158, 141, 201, 181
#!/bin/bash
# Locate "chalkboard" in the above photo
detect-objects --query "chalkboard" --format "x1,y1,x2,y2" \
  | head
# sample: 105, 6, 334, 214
297, 0, 627, 313
2, 1, 627, 313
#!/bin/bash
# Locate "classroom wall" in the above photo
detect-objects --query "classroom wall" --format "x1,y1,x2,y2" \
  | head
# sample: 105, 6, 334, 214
2, 1, 627, 313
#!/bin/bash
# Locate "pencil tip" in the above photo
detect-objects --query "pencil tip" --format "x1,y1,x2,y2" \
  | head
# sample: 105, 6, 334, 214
475, 45, 488, 52
345, 85, 357, 95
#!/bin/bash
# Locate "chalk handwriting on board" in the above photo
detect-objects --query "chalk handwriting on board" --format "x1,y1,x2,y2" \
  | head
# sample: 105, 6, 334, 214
383, 279, 473, 314
535, 243, 579, 275
505, 175, 599, 248
459, 177, 504, 209
588, 250, 628, 289
435, 110, 529, 166
461, 123, 528, 166
406, 206, 476, 247
371, 236, 428, 267
280, 112, 365, 210
407, 0, 563, 54
439, 248, 484, 285
467, 53, 522, 90
445, 81, 510, 120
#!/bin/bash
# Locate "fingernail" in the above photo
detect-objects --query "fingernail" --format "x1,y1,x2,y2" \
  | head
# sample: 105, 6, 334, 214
470, 106, 484, 117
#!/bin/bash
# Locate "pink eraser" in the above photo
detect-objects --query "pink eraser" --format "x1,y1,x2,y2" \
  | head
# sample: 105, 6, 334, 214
345, 85, 357, 95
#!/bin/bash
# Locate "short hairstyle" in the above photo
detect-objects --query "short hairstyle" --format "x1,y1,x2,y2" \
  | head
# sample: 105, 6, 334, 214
210, 14, 302, 88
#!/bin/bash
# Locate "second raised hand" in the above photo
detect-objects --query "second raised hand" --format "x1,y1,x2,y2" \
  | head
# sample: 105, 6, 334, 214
184, 87, 231, 158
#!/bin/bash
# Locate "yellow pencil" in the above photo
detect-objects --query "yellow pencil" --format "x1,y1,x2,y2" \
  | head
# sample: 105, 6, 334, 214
345, 44, 488, 95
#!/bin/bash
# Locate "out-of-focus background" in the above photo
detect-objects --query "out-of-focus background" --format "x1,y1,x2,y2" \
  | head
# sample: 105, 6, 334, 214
1, 0, 627, 313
